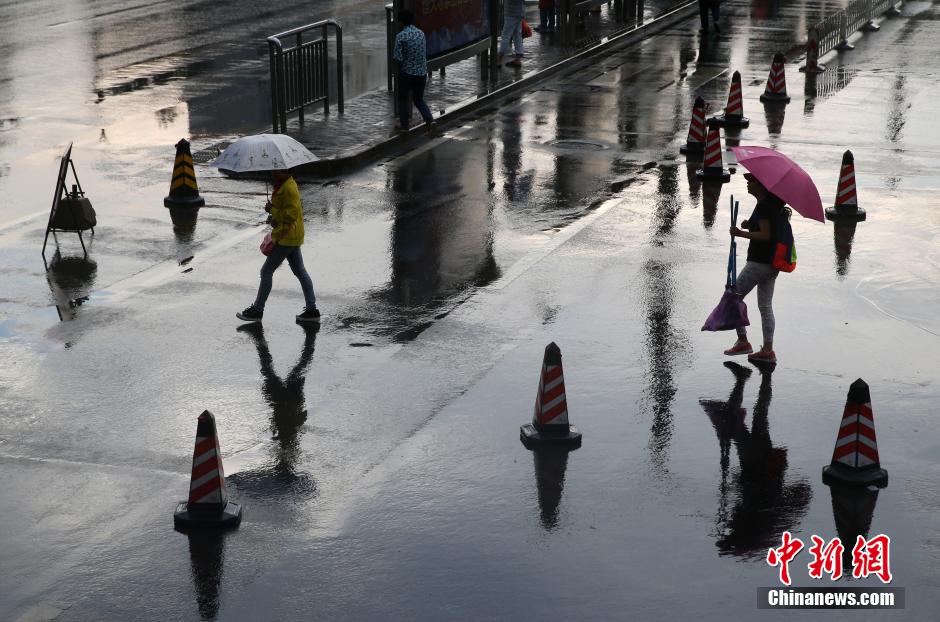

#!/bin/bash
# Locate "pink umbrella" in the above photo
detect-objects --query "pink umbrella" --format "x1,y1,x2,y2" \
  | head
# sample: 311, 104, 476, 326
730, 146, 825, 222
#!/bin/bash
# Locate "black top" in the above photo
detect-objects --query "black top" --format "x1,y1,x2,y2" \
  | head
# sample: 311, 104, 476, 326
744, 196, 784, 264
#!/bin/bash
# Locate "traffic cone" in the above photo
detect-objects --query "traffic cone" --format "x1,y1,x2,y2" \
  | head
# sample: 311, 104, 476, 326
800, 27, 827, 73
822, 379, 888, 488
708, 71, 750, 129
825, 150, 866, 222
520, 342, 582, 448
164, 138, 205, 209
696, 127, 731, 183
760, 53, 791, 104
174, 410, 243, 529
679, 96, 707, 156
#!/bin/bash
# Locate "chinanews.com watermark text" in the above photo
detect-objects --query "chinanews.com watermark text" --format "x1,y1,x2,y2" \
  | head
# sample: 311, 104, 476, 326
758, 587, 905, 609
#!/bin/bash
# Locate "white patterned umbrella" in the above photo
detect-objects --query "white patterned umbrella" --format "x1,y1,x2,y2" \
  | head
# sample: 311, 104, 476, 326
209, 133, 318, 172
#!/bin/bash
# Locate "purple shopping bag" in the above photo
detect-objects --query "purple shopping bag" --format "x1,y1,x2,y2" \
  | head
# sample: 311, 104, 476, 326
702, 197, 750, 331
702, 285, 750, 331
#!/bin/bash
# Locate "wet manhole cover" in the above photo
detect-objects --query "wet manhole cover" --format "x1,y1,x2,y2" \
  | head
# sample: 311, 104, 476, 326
548, 139, 608, 151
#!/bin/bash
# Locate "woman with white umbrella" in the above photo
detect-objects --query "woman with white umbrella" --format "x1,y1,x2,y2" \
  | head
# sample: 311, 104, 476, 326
210, 134, 321, 324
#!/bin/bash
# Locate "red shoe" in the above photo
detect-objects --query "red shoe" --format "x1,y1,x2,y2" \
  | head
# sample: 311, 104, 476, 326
748, 349, 777, 364
724, 341, 753, 356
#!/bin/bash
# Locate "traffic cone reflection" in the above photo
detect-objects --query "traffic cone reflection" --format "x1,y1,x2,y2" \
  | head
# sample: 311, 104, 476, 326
532, 447, 570, 530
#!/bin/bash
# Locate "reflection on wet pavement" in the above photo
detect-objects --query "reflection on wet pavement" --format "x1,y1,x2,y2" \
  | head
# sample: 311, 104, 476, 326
227, 323, 319, 501
701, 363, 811, 558
532, 447, 571, 531
187, 531, 226, 622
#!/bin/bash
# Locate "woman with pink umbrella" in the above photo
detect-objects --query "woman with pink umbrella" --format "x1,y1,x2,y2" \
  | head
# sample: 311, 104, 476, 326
724, 146, 825, 365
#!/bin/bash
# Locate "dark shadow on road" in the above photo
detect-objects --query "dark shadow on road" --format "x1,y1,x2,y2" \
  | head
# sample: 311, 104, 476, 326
701, 362, 812, 559
833, 221, 858, 279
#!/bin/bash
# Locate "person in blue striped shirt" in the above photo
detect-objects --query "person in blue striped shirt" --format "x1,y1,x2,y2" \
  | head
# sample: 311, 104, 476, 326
393, 10, 434, 132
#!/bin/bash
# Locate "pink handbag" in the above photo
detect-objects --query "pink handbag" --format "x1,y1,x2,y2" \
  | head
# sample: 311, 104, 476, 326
260, 233, 275, 256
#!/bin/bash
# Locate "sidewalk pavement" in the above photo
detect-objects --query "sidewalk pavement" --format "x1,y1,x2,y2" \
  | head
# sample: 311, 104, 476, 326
196, 0, 698, 174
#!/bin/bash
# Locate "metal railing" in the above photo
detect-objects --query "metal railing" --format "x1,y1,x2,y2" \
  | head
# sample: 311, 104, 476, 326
268, 19, 344, 134
807, 0, 902, 65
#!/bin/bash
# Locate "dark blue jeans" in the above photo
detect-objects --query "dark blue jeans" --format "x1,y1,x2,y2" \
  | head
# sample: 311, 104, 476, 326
254, 244, 316, 310
398, 71, 433, 130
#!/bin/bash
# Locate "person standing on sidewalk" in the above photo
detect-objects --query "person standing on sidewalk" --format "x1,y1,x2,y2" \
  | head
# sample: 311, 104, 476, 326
724, 173, 788, 364
499, 0, 527, 68
237, 169, 320, 325
537, 0, 556, 33
698, 0, 721, 33
393, 10, 435, 132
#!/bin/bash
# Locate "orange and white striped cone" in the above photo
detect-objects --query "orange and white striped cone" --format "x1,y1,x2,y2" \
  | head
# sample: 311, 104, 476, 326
174, 410, 243, 529
800, 27, 827, 73
696, 127, 731, 183
679, 96, 707, 156
164, 138, 205, 210
822, 379, 888, 488
708, 71, 750, 129
760, 53, 791, 104
825, 150, 866, 222
520, 342, 582, 448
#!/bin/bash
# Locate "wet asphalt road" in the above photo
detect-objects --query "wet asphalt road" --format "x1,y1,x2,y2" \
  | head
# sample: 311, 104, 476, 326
2, 0, 940, 620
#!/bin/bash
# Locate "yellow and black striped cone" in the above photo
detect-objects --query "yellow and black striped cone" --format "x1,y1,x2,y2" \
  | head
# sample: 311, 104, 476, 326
164, 138, 205, 209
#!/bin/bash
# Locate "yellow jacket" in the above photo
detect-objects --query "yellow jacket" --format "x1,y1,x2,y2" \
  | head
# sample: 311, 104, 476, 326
270, 177, 304, 246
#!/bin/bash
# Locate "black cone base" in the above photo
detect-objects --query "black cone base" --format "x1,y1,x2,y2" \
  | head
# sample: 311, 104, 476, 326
174, 500, 242, 530
165, 195, 205, 209
520, 424, 582, 449
826, 206, 866, 222
680, 142, 706, 156
799, 63, 827, 73
707, 115, 750, 129
822, 463, 888, 488
760, 92, 791, 104
696, 168, 731, 183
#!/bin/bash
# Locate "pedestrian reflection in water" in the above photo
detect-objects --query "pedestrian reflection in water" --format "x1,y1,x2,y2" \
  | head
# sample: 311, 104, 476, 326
833, 222, 857, 279
228, 323, 319, 500
701, 362, 812, 557
45, 251, 97, 322
187, 531, 226, 621
532, 447, 571, 530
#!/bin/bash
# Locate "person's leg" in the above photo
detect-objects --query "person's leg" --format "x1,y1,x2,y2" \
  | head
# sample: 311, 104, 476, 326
539, 9, 548, 30
499, 17, 517, 57
513, 21, 524, 58
755, 270, 778, 351
285, 246, 317, 309
411, 74, 433, 125
397, 72, 412, 130
549, 6, 556, 30
730, 261, 762, 346
710, 1, 720, 29
253, 245, 291, 310
698, 0, 709, 30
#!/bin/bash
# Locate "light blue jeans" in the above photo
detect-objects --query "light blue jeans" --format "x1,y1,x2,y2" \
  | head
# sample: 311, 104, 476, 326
734, 261, 778, 344
254, 244, 316, 311
499, 16, 524, 57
